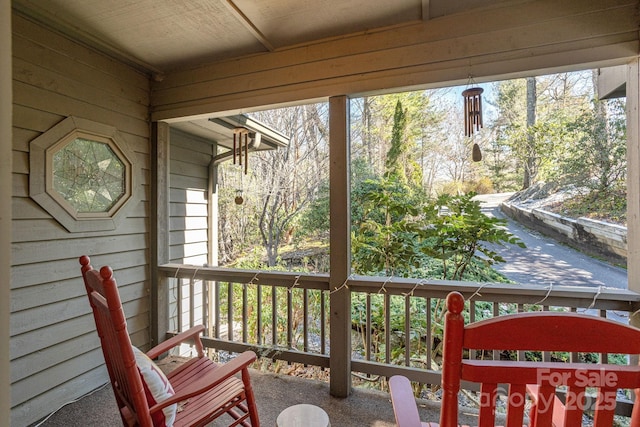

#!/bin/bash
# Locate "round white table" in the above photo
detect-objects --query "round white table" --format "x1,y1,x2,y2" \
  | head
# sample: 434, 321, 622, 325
276, 403, 330, 427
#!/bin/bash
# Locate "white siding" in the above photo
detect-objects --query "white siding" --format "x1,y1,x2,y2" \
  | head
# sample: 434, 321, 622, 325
10, 14, 150, 426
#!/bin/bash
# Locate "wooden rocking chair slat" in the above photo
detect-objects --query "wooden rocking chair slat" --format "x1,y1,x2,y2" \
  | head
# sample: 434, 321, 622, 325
80, 255, 260, 427
478, 383, 498, 427
593, 388, 617, 427
562, 386, 585, 427
505, 383, 525, 427
389, 291, 640, 427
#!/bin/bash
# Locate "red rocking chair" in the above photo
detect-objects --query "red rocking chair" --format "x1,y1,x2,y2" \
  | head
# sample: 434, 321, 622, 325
80, 255, 260, 427
390, 291, 640, 427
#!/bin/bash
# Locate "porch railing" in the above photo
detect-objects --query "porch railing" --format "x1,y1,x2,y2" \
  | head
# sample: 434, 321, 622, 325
157, 264, 640, 414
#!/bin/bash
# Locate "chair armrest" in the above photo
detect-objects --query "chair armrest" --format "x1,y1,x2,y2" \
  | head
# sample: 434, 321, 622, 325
149, 351, 257, 413
146, 325, 206, 360
389, 375, 423, 427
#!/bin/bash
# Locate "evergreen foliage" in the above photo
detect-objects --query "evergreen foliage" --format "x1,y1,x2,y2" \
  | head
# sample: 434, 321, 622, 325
351, 174, 524, 280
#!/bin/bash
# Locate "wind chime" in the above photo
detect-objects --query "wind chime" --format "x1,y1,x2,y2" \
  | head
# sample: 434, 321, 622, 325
233, 127, 250, 204
462, 86, 484, 162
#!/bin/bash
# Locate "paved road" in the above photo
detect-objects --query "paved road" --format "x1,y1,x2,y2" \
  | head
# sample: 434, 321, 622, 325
476, 193, 628, 290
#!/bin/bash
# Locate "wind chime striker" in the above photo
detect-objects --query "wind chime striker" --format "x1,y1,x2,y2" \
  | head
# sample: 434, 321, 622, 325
233, 127, 250, 204
462, 87, 484, 162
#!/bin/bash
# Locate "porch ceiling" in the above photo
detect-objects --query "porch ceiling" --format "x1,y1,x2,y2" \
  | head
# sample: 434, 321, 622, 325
14, 0, 634, 141
13, 0, 516, 75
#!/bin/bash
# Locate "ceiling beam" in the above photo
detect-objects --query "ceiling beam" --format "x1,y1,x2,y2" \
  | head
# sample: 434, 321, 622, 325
224, 0, 275, 52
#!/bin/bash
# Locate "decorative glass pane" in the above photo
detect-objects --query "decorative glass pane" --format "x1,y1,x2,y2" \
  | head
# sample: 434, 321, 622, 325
52, 138, 126, 213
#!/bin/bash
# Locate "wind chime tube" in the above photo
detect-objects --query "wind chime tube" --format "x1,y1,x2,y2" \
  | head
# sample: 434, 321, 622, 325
238, 132, 243, 167
233, 132, 237, 164
472, 96, 477, 131
468, 95, 474, 136
476, 96, 480, 131
464, 96, 469, 137
244, 132, 249, 175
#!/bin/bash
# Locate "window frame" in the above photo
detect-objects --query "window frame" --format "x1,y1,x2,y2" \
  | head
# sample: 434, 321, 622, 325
29, 116, 137, 232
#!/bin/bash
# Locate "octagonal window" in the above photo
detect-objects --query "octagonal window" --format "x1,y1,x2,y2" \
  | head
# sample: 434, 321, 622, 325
52, 137, 126, 213
30, 116, 137, 232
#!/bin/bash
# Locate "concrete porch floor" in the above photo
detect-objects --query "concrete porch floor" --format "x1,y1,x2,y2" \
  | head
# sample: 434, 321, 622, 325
34, 364, 473, 427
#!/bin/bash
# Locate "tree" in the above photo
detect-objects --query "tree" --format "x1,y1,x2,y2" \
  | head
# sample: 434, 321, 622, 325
557, 71, 626, 203
253, 104, 329, 266
352, 90, 524, 278
352, 176, 426, 276
533, 71, 593, 185
523, 76, 537, 188
385, 99, 424, 189
217, 162, 259, 264
489, 79, 527, 190
385, 100, 408, 181
489, 72, 595, 191
217, 104, 330, 267
350, 96, 388, 177
352, 91, 445, 194
352, 181, 524, 279
424, 193, 525, 280
482, 123, 519, 193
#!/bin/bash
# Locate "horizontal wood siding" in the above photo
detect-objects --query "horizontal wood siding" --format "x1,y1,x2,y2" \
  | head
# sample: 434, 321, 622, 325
168, 129, 213, 342
151, 0, 640, 120
10, 13, 150, 426
169, 128, 213, 265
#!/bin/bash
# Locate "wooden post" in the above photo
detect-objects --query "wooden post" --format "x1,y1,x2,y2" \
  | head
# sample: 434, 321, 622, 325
329, 95, 352, 397
627, 60, 640, 328
151, 121, 170, 346
1, 0, 11, 422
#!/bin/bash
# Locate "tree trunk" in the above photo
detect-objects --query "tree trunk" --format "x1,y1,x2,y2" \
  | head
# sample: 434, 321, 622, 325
591, 69, 612, 192
523, 76, 537, 189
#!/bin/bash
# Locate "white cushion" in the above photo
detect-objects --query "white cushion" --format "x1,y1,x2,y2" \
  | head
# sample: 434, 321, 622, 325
132, 346, 177, 427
